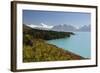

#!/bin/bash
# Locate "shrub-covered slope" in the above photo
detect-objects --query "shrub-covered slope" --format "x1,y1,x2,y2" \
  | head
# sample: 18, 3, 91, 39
23, 24, 84, 62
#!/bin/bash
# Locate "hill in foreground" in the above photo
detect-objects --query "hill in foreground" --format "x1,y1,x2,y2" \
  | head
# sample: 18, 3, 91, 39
23, 39, 84, 62
23, 24, 84, 62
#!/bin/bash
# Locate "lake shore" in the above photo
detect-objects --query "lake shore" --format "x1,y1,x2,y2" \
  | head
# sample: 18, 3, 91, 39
23, 25, 86, 62
47, 32, 90, 58
23, 39, 85, 62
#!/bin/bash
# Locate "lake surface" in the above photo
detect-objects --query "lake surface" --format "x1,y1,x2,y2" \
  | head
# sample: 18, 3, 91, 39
47, 32, 91, 58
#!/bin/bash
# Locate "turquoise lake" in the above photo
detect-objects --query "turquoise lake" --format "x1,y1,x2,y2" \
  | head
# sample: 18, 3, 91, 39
47, 32, 91, 58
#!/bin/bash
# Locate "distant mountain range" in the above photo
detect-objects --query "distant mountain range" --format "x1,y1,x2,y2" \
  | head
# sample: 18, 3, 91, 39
52, 24, 76, 32
25, 23, 90, 32
77, 25, 91, 32
52, 24, 90, 32
25, 23, 53, 30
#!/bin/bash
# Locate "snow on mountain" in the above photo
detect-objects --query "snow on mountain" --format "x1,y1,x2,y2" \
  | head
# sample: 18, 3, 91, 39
52, 24, 77, 32
25, 23, 90, 32
25, 23, 54, 30
26, 24, 38, 28
78, 25, 91, 32
52, 24, 91, 32
40, 23, 53, 29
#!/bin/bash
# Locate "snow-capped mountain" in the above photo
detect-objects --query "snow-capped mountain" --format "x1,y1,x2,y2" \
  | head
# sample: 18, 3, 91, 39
25, 23, 54, 30
25, 23, 90, 32
77, 25, 91, 32
52, 24, 77, 32
40, 23, 53, 29
52, 24, 91, 32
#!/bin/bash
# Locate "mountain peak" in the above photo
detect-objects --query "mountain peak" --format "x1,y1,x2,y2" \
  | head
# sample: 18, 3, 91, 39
25, 23, 54, 30
52, 24, 90, 32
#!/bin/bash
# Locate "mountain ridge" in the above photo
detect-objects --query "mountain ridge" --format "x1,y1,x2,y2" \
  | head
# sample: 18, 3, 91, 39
25, 23, 90, 32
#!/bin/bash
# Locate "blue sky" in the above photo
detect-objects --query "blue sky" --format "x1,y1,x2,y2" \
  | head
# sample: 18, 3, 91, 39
23, 10, 91, 27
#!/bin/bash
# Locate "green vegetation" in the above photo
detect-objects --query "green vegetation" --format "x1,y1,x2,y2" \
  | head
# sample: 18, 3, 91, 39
23, 39, 84, 62
23, 24, 74, 40
23, 24, 84, 62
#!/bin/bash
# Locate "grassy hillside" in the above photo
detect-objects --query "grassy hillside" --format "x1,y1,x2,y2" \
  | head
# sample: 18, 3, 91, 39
23, 24, 84, 62
23, 39, 84, 62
